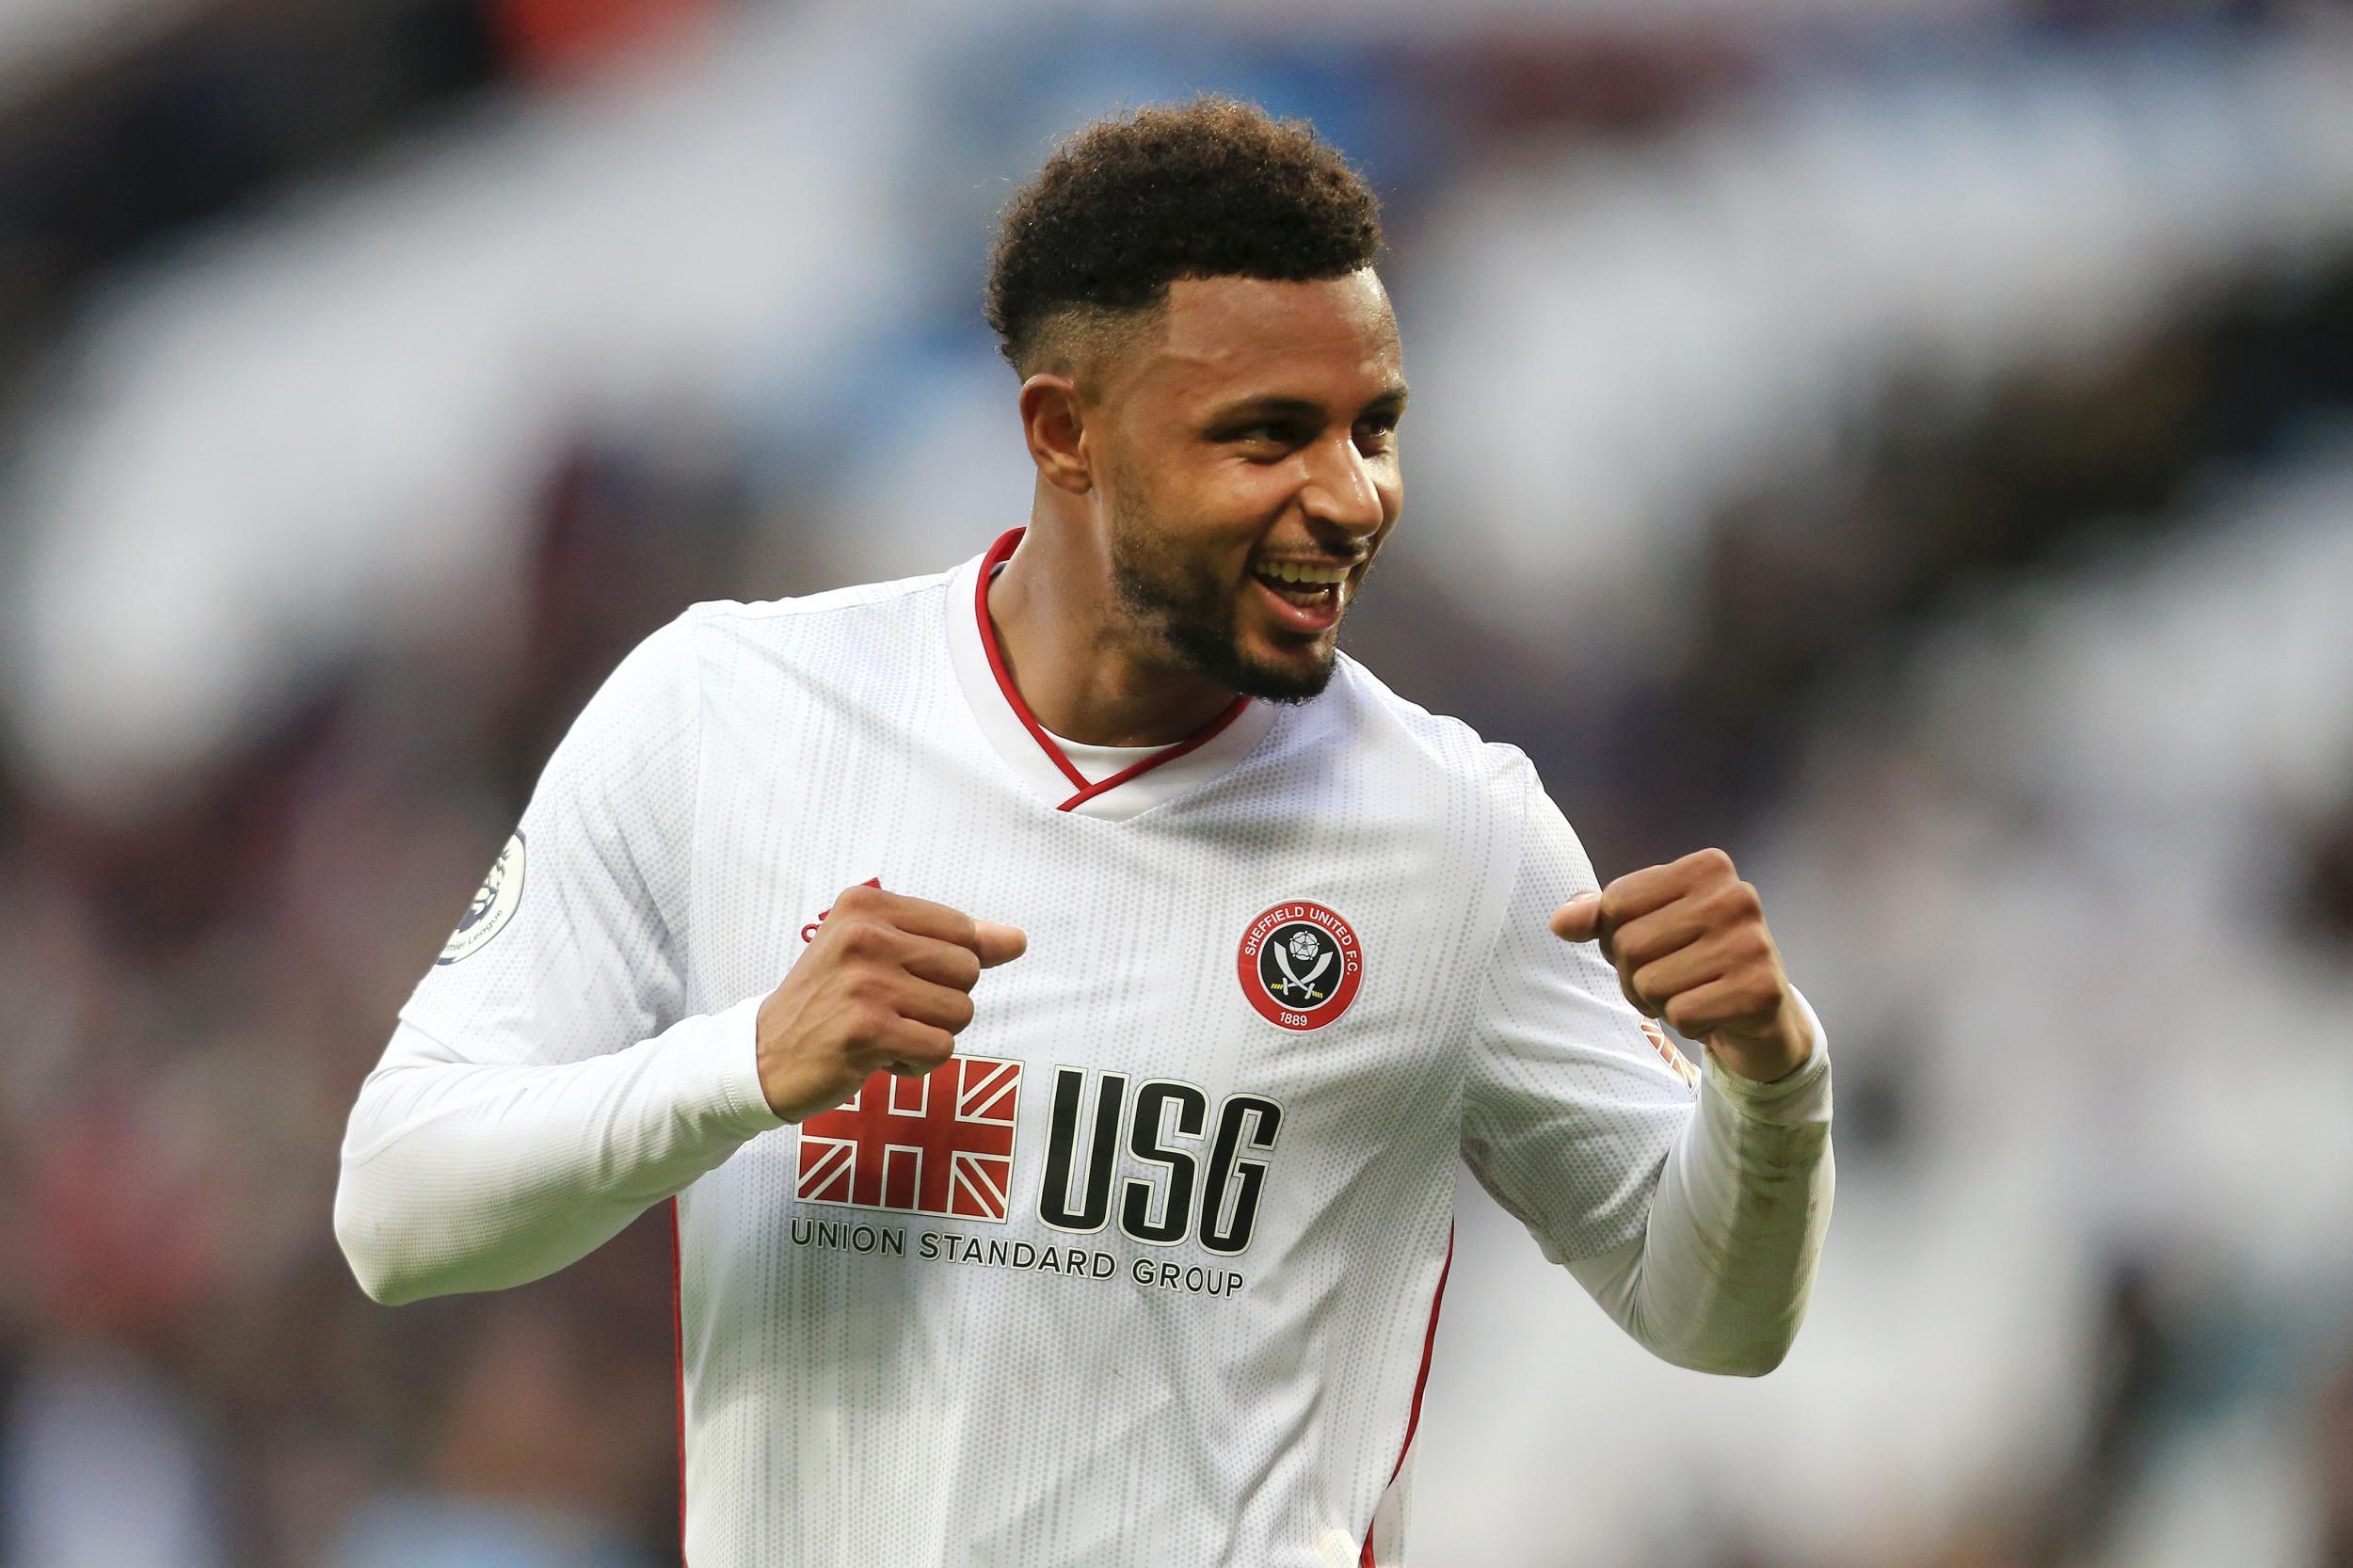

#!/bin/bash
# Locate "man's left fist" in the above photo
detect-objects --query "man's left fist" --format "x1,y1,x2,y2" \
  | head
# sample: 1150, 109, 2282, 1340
1548, 847, 1815, 1084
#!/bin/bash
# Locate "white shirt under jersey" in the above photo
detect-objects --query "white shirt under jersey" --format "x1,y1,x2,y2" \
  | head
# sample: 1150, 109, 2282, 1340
335, 529, 1833, 1568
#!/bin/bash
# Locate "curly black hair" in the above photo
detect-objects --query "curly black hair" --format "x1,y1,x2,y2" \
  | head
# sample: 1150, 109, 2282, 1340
986, 96, 1383, 376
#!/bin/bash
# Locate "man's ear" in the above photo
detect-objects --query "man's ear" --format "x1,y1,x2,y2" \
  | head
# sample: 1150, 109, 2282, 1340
1019, 374, 1093, 495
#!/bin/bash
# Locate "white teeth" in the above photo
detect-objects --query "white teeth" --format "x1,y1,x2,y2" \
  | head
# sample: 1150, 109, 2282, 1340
1256, 561, 1350, 586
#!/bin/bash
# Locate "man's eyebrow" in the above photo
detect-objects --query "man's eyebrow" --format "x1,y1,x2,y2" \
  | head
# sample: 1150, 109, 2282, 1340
1204, 385, 1412, 424
1205, 395, 1324, 424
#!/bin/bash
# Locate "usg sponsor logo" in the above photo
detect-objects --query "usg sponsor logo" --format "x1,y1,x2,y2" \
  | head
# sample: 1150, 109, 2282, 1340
791, 1063, 1284, 1259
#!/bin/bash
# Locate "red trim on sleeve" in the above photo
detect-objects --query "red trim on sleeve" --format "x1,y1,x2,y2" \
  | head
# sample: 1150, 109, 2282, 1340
670, 1196, 689, 1567
973, 526, 1251, 811
1359, 1225, 1454, 1567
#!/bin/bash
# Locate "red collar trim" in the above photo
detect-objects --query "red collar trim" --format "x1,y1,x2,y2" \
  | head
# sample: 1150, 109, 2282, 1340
974, 526, 1252, 813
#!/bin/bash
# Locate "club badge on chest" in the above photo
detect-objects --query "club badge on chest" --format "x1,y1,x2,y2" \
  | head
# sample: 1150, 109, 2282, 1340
1236, 902, 1364, 1032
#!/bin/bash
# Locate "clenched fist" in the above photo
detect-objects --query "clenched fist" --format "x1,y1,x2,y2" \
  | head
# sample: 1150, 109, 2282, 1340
1548, 848, 1814, 1084
757, 884, 1027, 1122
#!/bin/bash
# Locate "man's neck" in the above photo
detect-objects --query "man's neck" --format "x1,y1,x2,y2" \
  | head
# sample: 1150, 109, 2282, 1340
985, 526, 1239, 749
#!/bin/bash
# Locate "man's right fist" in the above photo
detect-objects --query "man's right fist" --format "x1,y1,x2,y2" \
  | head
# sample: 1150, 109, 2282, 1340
755, 884, 1027, 1123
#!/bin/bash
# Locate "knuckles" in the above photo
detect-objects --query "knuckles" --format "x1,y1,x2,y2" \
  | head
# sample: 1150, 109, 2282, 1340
830, 919, 888, 961
1599, 849, 1754, 926
1684, 846, 1737, 880
1674, 879, 1767, 946
832, 882, 885, 916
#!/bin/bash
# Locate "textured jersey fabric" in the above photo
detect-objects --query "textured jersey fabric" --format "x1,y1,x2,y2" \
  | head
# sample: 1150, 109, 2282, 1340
335, 531, 1833, 1567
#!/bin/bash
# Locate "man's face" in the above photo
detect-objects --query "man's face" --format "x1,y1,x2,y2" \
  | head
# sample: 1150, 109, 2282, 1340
1084, 269, 1406, 702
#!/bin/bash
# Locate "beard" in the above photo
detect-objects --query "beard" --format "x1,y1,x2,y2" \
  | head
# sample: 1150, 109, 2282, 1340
1104, 496, 1341, 704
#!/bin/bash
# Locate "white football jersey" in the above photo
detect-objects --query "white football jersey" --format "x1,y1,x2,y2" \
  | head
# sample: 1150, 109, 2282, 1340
390, 529, 1708, 1567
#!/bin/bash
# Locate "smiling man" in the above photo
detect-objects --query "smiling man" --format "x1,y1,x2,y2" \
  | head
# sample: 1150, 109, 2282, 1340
335, 98, 1833, 1567
983, 183, 1405, 728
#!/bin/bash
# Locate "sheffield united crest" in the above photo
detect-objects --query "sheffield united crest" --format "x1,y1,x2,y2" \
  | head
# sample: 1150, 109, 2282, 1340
1237, 902, 1364, 1032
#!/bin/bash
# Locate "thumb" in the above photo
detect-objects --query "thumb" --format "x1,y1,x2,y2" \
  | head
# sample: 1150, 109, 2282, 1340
1548, 893, 1604, 943
973, 920, 1029, 968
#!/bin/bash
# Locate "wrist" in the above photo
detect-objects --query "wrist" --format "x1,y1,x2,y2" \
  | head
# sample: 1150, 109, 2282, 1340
1703, 997, 1815, 1084
711, 992, 790, 1134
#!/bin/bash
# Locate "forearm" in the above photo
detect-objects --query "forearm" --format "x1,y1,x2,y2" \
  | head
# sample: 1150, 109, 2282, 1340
332, 996, 782, 1304
1566, 1032, 1833, 1376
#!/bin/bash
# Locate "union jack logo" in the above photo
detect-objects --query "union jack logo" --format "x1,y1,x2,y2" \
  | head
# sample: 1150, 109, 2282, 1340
794, 1056, 1022, 1222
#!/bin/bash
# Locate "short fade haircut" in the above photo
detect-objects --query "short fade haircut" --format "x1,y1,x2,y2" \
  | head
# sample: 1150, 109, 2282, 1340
985, 95, 1384, 377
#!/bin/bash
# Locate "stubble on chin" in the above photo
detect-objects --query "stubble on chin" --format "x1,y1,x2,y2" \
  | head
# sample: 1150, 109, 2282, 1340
1105, 508, 1337, 705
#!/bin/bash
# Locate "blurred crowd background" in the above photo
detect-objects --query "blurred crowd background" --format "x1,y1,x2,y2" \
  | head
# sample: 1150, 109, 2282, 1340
2, 0, 2350, 1564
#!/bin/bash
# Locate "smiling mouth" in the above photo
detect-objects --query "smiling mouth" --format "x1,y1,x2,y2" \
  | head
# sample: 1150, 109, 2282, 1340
1246, 557, 1360, 635
1251, 558, 1354, 609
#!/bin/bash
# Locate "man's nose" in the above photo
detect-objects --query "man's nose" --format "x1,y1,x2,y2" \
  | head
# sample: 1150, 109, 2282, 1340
1300, 436, 1385, 536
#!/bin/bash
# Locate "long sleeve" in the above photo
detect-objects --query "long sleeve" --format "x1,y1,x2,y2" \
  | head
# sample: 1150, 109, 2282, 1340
1462, 758, 1833, 1375
1563, 1006, 1833, 1375
335, 1002, 783, 1304
332, 608, 787, 1305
